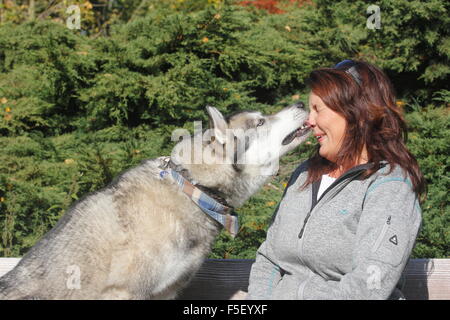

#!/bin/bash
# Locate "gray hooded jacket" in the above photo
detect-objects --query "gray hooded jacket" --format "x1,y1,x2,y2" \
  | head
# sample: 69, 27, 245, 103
248, 160, 422, 300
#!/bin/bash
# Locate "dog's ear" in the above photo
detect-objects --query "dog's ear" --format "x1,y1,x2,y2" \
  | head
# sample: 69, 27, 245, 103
206, 106, 228, 144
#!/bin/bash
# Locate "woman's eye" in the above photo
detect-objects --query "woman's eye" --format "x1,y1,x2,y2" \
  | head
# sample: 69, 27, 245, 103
257, 119, 265, 127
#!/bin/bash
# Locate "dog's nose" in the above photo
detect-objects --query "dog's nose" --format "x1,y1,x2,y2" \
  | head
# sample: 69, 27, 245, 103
293, 101, 305, 109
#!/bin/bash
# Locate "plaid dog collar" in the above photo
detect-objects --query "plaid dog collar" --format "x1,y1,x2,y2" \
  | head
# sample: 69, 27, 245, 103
157, 157, 239, 238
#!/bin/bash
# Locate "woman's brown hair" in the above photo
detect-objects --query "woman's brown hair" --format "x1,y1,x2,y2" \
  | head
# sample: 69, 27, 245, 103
303, 60, 426, 198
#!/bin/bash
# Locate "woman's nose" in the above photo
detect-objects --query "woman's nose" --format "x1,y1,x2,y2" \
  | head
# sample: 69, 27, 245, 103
306, 115, 315, 128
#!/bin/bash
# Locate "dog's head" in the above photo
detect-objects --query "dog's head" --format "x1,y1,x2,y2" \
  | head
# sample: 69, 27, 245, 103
172, 104, 310, 175
208, 103, 310, 172
170, 104, 310, 207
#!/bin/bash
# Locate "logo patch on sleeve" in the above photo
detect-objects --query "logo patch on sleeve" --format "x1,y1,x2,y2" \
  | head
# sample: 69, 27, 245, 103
389, 235, 398, 246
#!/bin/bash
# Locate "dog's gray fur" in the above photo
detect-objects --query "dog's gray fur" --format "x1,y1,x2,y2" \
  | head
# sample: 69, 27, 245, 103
0, 105, 310, 299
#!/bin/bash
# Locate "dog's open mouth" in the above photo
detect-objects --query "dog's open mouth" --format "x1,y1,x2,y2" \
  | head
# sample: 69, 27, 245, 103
281, 123, 311, 146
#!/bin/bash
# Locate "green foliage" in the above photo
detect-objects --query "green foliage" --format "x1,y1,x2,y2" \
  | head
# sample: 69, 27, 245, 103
0, 125, 175, 256
0, 5, 317, 134
280, 0, 449, 100
0, 1, 448, 259
0, 21, 97, 135
404, 103, 449, 258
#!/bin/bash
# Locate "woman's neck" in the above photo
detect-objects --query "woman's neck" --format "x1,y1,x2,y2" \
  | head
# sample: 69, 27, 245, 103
328, 150, 369, 179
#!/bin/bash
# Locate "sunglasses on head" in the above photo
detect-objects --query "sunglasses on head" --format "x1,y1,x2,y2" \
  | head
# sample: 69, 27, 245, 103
333, 59, 362, 85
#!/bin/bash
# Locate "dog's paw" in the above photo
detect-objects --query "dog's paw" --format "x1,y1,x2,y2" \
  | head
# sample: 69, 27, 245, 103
230, 290, 248, 300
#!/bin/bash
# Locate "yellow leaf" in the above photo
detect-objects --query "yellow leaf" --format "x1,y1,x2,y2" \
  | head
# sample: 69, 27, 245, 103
5, 107, 11, 112
202, 37, 209, 43
266, 201, 276, 207
1, 97, 7, 104
396, 100, 405, 108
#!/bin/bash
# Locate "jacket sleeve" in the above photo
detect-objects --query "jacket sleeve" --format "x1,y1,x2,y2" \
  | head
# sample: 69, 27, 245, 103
248, 161, 309, 300
247, 196, 286, 300
247, 239, 282, 299
300, 176, 422, 300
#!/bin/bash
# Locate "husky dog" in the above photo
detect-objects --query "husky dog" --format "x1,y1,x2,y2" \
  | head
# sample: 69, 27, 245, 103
0, 104, 310, 299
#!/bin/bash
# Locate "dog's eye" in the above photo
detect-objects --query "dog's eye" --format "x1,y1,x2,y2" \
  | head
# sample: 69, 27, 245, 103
256, 119, 265, 127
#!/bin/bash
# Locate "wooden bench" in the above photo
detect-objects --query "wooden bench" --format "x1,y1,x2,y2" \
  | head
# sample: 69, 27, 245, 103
1, 258, 449, 299
177, 258, 450, 300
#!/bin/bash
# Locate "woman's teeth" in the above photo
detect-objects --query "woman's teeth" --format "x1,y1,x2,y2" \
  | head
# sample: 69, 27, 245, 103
316, 134, 325, 141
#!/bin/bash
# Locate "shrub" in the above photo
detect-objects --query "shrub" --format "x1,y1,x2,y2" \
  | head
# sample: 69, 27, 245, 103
0, 1, 448, 258
404, 100, 449, 258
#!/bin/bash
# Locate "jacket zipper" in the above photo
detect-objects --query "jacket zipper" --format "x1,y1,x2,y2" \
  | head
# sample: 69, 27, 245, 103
371, 215, 391, 253
297, 167, 368, 239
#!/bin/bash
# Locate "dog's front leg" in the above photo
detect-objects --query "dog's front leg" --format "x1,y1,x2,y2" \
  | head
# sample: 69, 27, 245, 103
100, 249, 137, 299
230, 290, 248, 300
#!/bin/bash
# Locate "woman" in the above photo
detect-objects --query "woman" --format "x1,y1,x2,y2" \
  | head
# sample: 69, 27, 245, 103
247, 60, 426, 300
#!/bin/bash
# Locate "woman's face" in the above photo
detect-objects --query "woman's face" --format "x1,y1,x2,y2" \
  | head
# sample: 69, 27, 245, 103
307, 92, 347, 163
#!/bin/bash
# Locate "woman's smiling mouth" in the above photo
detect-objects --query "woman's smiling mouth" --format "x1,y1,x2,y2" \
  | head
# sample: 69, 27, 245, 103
314, 132, 326, 142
